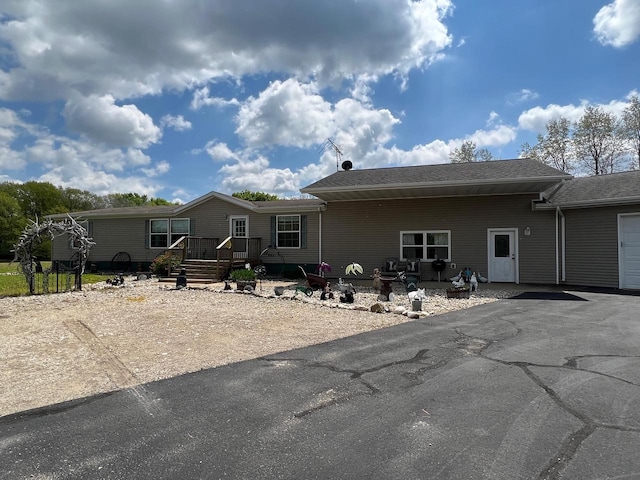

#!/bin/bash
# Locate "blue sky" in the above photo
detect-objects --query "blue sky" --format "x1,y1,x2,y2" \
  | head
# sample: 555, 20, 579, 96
0, 0, 638, 203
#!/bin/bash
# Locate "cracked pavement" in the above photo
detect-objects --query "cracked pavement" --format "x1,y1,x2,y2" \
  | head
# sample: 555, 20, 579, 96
2, 289, 640, 479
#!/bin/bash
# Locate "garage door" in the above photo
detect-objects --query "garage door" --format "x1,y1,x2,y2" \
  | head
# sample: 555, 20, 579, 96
620, 214, 640, 289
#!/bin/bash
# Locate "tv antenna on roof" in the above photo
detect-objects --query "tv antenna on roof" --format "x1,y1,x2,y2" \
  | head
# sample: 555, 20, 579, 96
318, 138, 344, 172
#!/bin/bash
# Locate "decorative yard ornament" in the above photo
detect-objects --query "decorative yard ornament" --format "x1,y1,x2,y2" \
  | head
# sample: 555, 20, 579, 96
318, 261, 332, 277
470, 272, 479, 292
11, 215, 95, 294
345, 262, 363, 276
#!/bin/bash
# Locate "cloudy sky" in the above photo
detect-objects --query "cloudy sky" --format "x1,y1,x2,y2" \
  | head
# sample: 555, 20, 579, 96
0, 0, 638, 203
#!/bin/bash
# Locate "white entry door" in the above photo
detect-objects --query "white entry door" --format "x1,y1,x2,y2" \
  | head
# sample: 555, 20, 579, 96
619, 214, 640, 289
230, 216, 248, 258
488, 230, 517, 283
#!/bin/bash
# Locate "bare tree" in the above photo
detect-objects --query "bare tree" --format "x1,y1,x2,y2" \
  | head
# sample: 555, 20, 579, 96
621, 94, 640, 169
520, 117, 574, 172
449, 140, 494, 163
573, 106, 626, 175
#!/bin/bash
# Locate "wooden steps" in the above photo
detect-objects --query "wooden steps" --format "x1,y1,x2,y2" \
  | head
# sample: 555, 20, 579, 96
157, 259, 245, 284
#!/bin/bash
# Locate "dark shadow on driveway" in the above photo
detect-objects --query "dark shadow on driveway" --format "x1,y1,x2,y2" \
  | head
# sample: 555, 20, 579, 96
512, 291, 588, 301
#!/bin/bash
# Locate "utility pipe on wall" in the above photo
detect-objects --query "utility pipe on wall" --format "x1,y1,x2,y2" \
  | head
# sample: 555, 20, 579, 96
555, 206, 566, 284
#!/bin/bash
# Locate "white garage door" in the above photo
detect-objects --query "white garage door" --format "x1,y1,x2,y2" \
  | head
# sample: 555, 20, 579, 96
619, 214, 640, 289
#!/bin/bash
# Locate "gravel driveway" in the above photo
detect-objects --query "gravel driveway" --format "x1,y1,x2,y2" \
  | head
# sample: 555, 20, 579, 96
0, 277, 517, 417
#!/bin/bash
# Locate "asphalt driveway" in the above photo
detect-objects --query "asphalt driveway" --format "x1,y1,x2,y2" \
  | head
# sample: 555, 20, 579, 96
2, 290, 640, 480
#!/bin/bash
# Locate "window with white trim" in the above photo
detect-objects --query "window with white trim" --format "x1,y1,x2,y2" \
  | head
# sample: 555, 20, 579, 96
150, 218, 190, 248
400, 230, 450, 261
276, 215, 300, 248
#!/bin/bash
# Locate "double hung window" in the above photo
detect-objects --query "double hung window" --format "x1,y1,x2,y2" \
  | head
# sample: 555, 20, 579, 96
276, 215, 300, 248
400, 231, 450, 261
150, 218, 190, 248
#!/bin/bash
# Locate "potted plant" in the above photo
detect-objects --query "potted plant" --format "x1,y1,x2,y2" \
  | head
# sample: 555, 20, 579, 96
229, 267, 257, 290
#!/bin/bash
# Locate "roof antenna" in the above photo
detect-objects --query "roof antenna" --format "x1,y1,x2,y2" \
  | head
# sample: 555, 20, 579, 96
318, 138, 344, 172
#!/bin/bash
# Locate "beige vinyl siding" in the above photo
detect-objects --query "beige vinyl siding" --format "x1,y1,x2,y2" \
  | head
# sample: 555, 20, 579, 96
320, 194, 557, 284
51, 196, 320, 267
563, 205, 640, 288
52, 218, 150, 264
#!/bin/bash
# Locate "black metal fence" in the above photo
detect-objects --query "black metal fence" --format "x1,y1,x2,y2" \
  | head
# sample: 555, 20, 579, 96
28, 260, 82, 294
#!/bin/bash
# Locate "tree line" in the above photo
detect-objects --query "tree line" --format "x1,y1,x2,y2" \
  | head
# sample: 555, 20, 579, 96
0, 181, 173, 259
450, 95, 640, 175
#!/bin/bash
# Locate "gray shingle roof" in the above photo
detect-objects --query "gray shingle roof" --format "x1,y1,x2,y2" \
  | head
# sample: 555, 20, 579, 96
543, 170, 640, 207
250, 199, 325, 209
48, 195, 326, 219
299, 158, 571, 201
302, 158, 569, 191
48, 205, 177, 219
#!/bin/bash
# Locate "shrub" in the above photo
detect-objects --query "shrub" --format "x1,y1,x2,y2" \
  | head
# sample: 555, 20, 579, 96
229, 268, 256, 281
151, 251, 181, 276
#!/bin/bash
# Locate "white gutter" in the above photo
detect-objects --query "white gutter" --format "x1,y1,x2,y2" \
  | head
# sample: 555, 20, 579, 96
535, 196, 640, 210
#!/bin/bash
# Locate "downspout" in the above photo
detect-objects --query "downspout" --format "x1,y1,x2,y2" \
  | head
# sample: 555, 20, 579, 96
555, 207, 559, 285
559, 207, 566, 283
318, 210, 323, 264
555, 206, 566, 284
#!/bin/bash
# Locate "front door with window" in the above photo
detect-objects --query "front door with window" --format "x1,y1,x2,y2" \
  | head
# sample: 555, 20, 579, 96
488, 230, 517, 282
230, 216, 248, 258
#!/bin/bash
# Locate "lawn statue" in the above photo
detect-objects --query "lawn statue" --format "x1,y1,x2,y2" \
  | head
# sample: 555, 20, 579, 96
345, 262, 363, 276
320, 282, 334, 300
106, 273, 125, 286
337, 278, 356, 303
371, 268, 382, 292
318, 262, 332, 277
469, 272, 478, 292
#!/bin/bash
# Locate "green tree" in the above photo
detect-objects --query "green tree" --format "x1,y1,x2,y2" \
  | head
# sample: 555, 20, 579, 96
573, 106, 626, 175
449, 140, 494, 163
621, 94, 640, 169
0, 191, 26, 258
232, 190, 279, 201
14, 181, 66, 218
60, 187, 106, 212
520, 117, 574, 172
147, 197, 174, 206
104, 193, 150, 208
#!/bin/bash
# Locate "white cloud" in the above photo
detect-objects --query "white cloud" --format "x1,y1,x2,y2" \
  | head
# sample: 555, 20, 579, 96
190, 87, 240, 110
594, 0, 640, 47
235, 79, 401, 157
0, 145, 26, 170
204, 141, 239, 162
63, 94, 161, 148
518, 94, 633, 132
160, 114, 192, 132
486, 111, 500, 127
518, 102, 587, 132
466, 125, 518, 148
507, 88, 539, 105
236, 79, 334, 148
140, 160, 170, 178
219, 156, 298, 195
0, 0, 453, 101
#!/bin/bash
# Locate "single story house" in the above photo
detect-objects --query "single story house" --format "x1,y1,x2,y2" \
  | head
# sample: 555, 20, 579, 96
49, 158, 640, 289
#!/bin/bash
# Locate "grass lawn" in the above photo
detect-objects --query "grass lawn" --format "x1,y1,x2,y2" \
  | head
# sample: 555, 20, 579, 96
0, 261, 108, 297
